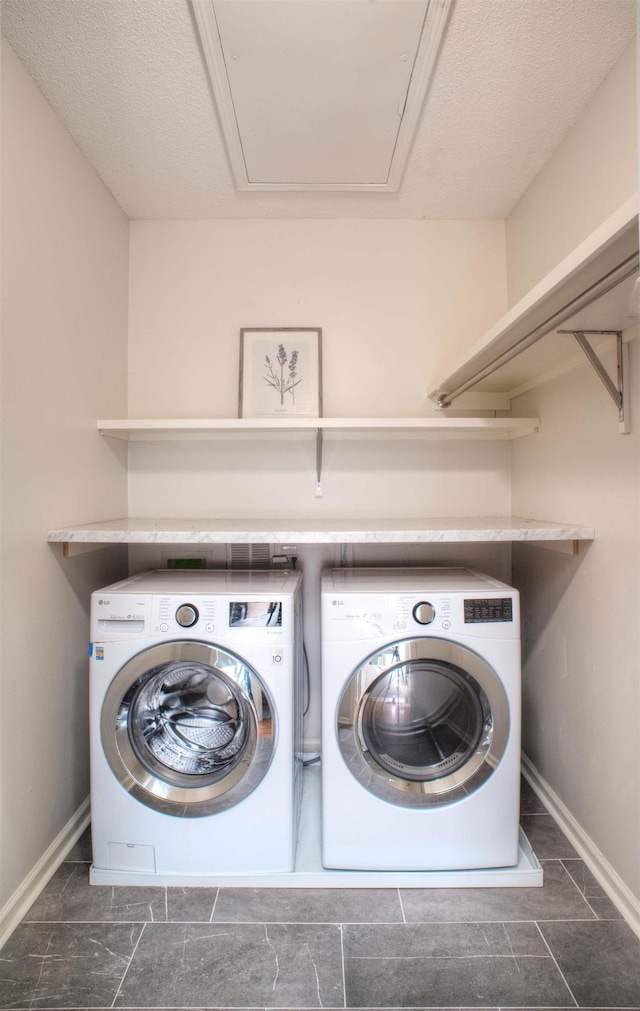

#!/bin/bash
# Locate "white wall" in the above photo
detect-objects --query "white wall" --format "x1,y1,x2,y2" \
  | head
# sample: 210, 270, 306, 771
507, 38, 640, 917
129, 219, 508, 418
506, 39, 638, 304
127, 219, 510, 520
511, 348, 640, 906
0, 38, 129, 936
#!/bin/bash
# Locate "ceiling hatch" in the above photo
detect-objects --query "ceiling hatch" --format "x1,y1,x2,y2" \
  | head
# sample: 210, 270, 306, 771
191, 0, 453, 192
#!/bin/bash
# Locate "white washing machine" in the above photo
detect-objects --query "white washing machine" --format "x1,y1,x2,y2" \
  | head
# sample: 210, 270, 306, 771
321, 567, 521, 871
89, 569, 303, 884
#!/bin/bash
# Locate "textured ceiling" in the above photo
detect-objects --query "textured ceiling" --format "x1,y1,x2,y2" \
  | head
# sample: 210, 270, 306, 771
1, 0, 636, 220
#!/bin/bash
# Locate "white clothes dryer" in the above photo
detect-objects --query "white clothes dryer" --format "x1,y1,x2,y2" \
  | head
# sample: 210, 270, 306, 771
321, 567, 521, 871
89, 569, 303, 884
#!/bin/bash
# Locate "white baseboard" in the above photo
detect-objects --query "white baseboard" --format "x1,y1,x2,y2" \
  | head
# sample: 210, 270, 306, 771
0, 798, 91, 950
521, 753, 640, 939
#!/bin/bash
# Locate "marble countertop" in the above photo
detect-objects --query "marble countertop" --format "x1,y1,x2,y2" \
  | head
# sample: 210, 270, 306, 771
47, 516, 595, 545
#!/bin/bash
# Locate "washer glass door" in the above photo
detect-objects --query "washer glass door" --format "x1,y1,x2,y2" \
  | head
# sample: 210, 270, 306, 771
101, 641, 274, 817
337, 638, 509, 807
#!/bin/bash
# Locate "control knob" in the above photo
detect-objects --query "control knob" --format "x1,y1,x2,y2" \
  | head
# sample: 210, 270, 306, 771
413, 601, 436, 625
175, 603, 199, 628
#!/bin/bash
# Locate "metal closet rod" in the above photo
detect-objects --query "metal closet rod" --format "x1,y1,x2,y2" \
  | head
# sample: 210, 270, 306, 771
437, 251, 639, 408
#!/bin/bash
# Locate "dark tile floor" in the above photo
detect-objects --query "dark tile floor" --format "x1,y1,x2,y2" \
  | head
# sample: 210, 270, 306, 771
2, 780, 640, 1010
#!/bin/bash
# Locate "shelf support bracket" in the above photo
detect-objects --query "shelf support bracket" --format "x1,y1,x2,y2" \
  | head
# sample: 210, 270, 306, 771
559, 330, 628, 433
315, 428, 323, 497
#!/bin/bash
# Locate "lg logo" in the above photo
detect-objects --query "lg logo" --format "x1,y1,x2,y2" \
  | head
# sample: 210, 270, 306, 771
332, 599, 344, 606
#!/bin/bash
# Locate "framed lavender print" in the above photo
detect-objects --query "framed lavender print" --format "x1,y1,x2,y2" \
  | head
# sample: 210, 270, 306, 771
239, 328, 323, 418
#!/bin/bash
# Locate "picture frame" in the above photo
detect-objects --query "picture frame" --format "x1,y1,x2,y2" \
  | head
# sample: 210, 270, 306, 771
239, 327, 323, 418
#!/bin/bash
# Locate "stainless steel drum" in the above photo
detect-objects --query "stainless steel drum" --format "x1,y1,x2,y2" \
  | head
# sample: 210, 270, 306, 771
101, 640, 275, 816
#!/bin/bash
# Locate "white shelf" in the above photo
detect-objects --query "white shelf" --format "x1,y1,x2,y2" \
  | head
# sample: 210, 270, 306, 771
429, 196, 639, 406
47, 515, 595, 557
97, 415, 541, 441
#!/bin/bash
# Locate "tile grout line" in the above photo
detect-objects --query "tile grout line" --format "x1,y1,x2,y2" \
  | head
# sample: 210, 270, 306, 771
397, 886, 407, 924
340, 922, 347, 1010
533, 919, 579, 1009
19, 914, 616, 925
110, 919, 146, 1009
209, 885, 221, 922
27, 926, 53, 1011
559, 858, 605, 921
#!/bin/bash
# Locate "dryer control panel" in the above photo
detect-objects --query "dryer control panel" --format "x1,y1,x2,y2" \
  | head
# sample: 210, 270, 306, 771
322, 590, 519, 641
464, 597, 514, 623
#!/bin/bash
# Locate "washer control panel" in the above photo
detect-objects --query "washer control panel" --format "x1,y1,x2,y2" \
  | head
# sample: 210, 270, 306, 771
91, 592, 291, 642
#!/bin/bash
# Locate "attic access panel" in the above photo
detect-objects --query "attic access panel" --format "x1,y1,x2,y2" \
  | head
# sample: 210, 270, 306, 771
192, 0, 452, 191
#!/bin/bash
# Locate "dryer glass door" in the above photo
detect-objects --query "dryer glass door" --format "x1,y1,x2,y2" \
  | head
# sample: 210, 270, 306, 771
337, 638, 509, 807
101, 641, 274, 817
360, 659, 484, 781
